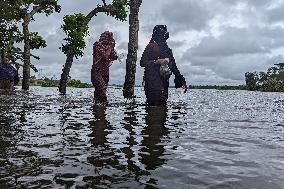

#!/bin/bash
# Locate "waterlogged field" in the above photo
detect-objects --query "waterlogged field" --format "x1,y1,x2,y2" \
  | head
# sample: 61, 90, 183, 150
0, 87, 283, 189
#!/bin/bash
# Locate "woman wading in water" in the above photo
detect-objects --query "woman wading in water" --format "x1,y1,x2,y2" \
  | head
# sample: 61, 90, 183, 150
91, 31, 118, 104
140, 25, 187, 106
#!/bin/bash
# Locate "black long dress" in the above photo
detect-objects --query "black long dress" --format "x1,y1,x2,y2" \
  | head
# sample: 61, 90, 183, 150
140, 42, 186, 106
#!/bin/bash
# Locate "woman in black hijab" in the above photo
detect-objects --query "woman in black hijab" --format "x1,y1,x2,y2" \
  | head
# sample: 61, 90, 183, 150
140, 25, 187, 106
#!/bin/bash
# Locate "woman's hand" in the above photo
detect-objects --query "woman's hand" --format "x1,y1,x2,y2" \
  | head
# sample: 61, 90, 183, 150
155, 58, 169, 65
109, 41, 115, 49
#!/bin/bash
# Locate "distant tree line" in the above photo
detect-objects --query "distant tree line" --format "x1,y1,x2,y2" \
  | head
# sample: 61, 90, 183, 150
41, 77, 93, 88
188, 85, 245, 90
18, 76, 93, 88
245, 63, 284, 92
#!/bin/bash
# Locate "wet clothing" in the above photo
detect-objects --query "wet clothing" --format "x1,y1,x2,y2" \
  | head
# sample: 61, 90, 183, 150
91, 31, 118, 103
140, 43, 166, 106
0, 62, 19, 90
140, 34, 186, 106
0, 79, 14, 90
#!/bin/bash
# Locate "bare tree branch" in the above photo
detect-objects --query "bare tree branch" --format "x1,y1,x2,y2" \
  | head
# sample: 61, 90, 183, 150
84, 4, 112, 24
102, 0, 107, 6
29, 0, 55, 20
30, 6, 42, 17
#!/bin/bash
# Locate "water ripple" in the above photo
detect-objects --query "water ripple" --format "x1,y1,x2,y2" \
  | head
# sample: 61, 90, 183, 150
0, 87, 283, 188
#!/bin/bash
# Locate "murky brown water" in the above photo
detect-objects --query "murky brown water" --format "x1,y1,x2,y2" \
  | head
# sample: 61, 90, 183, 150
0, 87, 283, 189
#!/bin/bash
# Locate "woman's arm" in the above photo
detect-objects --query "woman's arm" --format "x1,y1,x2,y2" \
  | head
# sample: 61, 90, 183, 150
168, 48, 187, 89
140, 43, 159, 67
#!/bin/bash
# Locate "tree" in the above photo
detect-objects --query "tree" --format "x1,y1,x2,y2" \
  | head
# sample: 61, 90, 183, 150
245, 72, 258, 91
0, 1, 21, 22
123, 0, 142, 98
59, 0, 128, 95
1, 0, 61, 90
0, 19, 22, 61
245, 63, 284, 92
0, 18, 44, 73
276, 63, 284, 81
0, 1, 23, 64
21, 0, 61, 90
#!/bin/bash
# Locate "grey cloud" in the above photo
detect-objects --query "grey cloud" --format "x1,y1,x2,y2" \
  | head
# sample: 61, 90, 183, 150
117, 42, 128, 51
267, 5, 284, 23
160, 0, 211, 31
179, 23, 284, 84
216, 0, 271, 7
187, 26, 284, 59
212, 54, 284, 81
245, 0, 271, 7
168, 40, 187, 49
182, 52, 284, 83
188, 66, 208, 76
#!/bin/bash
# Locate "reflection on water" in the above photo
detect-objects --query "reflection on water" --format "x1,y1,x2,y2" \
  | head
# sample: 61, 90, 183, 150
0, 87, 284, 189
141, 106, 168, 170
85, 105, 169, 188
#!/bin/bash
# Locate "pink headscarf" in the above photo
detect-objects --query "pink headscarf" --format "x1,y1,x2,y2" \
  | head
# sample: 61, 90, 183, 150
93, 31, 115, 63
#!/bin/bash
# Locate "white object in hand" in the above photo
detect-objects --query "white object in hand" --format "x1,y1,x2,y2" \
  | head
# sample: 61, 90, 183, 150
117, 52, 126, 64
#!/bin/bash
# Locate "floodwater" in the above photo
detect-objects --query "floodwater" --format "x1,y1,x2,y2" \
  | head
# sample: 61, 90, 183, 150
0, 87, 283, 189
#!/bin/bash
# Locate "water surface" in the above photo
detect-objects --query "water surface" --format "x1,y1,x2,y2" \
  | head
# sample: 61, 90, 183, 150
0, 87, 283, 189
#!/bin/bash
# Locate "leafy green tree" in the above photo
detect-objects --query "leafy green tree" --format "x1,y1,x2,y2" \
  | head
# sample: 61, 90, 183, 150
0, 19, 22, 62
245, 63, 284, 92
0, 18, 44, 72
59, 0, 128, 94
1, 0, 61, 90
245, 72, 258, 91
275, 63, 284, 81
0, 1, 21, 22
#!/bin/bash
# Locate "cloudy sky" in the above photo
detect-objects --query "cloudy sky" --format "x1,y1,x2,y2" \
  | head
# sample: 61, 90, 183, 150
27, 0, 284, 85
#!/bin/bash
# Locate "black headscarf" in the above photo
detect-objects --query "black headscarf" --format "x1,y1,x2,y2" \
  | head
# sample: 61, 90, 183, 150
150, 25, 170, 59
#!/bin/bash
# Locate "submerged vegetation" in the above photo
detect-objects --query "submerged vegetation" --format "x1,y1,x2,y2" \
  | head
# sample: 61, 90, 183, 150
245, 63, 284, 92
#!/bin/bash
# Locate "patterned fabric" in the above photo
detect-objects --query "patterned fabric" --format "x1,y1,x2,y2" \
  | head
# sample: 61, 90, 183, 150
91, 31, 118, 103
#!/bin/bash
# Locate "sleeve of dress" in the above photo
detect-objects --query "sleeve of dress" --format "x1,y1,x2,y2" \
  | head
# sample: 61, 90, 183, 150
140, 44, 150, 67
140, 43, 157, 67
93, 43, 100, 63
168, 48, 187, 88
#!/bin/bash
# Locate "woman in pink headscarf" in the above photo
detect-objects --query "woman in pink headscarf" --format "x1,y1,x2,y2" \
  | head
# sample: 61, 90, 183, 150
91, 31, 118, 103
